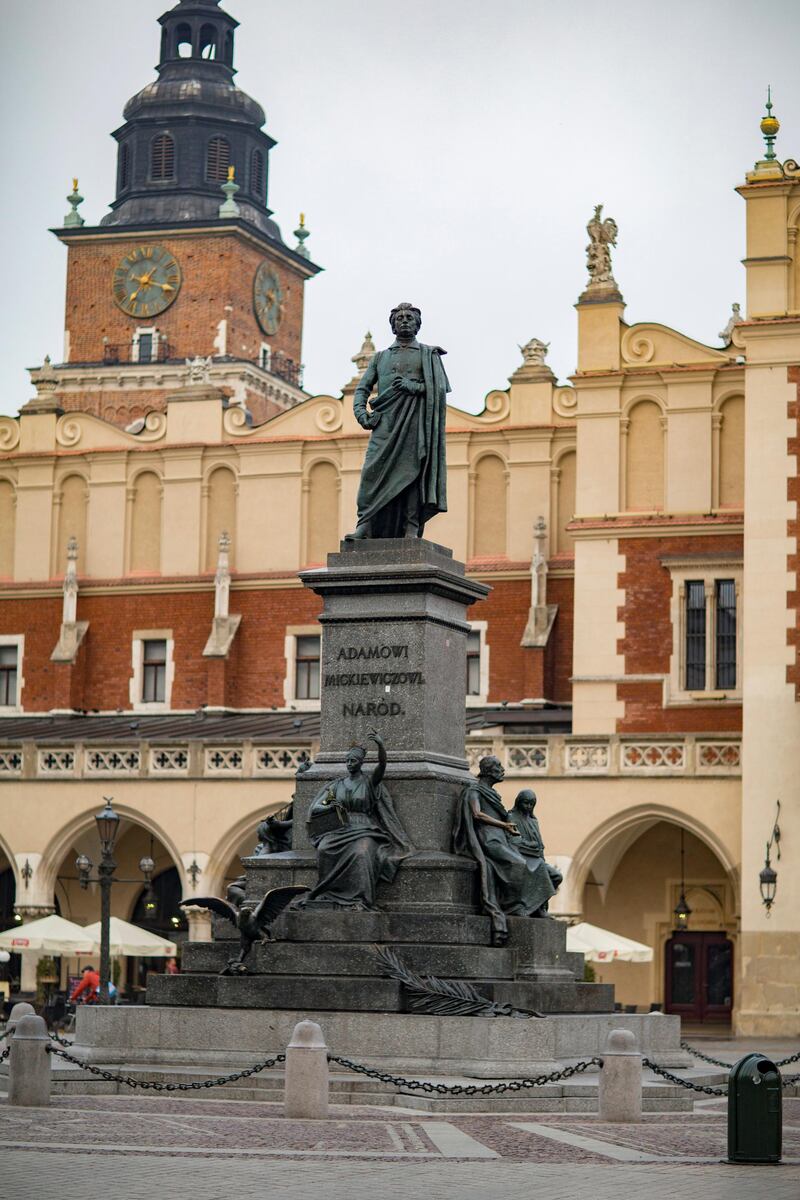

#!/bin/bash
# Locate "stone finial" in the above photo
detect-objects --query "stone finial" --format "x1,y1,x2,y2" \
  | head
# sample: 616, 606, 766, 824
62, 536, 79, 624
520, 516, 557, 649
718, 302, 743, 344
218, 165, 241, 218
585, 204, 619, 289
63, 178, 85, 228
23, 356, 62, 415
352, 332, 376, 374
518, 337, 550, 367
294, 213, 311, 259
184, 355, 213, 385
760, 86, 779, 161
214, 530, 231, 619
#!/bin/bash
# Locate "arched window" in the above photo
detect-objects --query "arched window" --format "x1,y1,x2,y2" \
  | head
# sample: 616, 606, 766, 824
250, 149, 265, 201
223, 31, 234, 66
151, 134, 175, 181
625, 400, 664, 511
555, 450, 577, 554
55, 475, 87, 576
0, 480, 15, 578
132, 867, 185, 934
206, 137, 231, 183
175, 22, 193, 57
305, 462, 340, 565
199, 23, 218, 59
718, 396, 744, 508
204, 467, 237, 570
472, 455, 507, 557
119, 142, 131, 191
129, 472, 162, 575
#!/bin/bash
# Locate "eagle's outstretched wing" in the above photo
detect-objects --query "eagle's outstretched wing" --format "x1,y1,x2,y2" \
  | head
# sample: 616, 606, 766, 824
251, 884, 309, 934
180, 896, 239, 924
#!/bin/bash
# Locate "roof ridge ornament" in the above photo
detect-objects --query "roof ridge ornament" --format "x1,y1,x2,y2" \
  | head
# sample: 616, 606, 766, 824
63, 178, 85, 228
760, 86, 779, 161
218, 165, 241, 217
581, 204, 623, 303
294, 213, 311, 259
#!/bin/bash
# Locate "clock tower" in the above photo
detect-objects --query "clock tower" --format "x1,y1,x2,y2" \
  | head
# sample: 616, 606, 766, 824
34, 0, 320, 427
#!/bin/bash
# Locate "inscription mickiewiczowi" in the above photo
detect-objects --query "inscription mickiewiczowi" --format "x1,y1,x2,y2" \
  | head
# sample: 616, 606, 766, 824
328, 645, 423, 717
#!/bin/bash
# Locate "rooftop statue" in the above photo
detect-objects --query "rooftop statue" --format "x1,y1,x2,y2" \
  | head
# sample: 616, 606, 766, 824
347, 304, 449, 540
585, 204, 618, 287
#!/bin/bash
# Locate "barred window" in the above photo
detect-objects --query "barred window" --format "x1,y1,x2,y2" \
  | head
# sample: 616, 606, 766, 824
206, 137, 231, 183
295, 635, 320, 701
715, 579, 737, 689
142, 639, 167, 703
684, 581, 706, 691
151, 134, 175, 181
0, 645, 18, 706
251, 149, 265, 200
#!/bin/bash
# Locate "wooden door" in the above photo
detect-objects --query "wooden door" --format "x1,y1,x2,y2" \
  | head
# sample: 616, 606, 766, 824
664, 931, 733, 1022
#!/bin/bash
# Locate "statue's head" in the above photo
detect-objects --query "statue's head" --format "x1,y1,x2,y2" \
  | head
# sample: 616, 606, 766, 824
478, 754, 505, 783
515, 788, 536, 813
346, 745, 367, 774
390, 303, 422, 338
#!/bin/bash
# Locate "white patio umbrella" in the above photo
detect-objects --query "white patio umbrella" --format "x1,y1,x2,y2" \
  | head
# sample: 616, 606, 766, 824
82, 917, 177, 957
567, 921, 653, 963
0, 914, 96, 955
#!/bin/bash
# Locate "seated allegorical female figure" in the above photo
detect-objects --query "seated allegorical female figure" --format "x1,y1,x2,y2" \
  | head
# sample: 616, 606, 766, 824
299, 727, 414, 910
454, 756, 558, 944
509, 788, 563, 913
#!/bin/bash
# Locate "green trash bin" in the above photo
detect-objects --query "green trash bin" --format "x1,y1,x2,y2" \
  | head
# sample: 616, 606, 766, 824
727, 1052, 782, 1163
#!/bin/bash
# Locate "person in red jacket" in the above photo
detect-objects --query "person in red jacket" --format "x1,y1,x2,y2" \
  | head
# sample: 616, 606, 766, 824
69, 965, 100, 1004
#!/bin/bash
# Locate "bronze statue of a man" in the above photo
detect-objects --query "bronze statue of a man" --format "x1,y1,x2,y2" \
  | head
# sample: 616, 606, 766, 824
347, 303, 450, 540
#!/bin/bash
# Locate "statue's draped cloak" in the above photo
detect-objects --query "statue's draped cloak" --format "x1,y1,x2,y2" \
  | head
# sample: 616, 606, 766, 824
300, 772, 414, 909
454, 779, 556, 937
354, 344, 450, 536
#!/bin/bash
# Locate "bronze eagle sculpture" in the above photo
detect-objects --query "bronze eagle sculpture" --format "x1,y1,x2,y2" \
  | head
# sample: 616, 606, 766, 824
181, 884, 308, 975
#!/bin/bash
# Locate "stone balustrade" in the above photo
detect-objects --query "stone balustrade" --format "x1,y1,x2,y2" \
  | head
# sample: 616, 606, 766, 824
0, 733, 741, 780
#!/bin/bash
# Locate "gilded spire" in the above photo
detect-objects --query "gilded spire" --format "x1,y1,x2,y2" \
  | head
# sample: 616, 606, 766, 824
294, 212, 311, 259
760, 86, 780, 161
64, 178, 85, 228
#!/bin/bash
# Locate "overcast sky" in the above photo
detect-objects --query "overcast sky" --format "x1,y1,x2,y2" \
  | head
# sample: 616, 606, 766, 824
2, 0, 799, 417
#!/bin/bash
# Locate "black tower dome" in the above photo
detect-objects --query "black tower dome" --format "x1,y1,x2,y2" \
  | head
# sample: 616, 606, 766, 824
100, 0, 282, 241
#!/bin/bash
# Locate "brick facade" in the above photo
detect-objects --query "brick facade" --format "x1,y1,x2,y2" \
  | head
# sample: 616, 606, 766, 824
788, 366, 800, 700
617, 531, 743, 733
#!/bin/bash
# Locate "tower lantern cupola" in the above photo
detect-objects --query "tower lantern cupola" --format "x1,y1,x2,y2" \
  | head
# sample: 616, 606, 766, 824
101, 0, 281, 240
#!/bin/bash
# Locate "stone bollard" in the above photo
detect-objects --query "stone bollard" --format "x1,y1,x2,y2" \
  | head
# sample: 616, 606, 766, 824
598, 1028, 642, 1122
5, 1001, 36, 1038
284, 1019, 329, 1119
8, 1014, 51, 1107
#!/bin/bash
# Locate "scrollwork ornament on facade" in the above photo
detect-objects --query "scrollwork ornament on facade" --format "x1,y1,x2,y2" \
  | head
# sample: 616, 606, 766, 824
621, 328, 655, 364
314, 402, 344, 433
480, 391, 511, 423
782, 158, 800, 178
552, 387, 577, 418
222, 404, 253, 437
0, 418, 20, 451
55, 417, 83, 448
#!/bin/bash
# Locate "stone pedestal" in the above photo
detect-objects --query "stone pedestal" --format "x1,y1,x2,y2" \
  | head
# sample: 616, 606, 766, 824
148, 539, 615, 1018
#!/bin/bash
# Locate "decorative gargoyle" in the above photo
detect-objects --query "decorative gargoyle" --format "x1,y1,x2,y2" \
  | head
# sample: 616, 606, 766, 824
181, 885, 308, 975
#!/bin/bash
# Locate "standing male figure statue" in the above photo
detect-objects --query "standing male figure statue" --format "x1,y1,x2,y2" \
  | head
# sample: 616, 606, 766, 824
347, 303, 450, 540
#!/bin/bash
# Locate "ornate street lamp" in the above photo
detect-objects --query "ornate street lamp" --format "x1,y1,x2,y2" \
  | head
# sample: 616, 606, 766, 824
760, 801, 781, 916
673, 828, 692, 931
94, 798, 120, 1005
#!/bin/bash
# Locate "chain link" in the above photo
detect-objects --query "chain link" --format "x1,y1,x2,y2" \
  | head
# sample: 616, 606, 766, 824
643, 1057, 726, 1096
46, 1043, 286, 1091
327, 1054, 602, 1097
0, 1045, 9, 1063
681, 1041, 800, 1070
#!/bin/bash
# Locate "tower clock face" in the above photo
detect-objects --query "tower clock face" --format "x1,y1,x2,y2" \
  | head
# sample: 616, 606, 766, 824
112, 245, 182, 318
254, 262, 285, 335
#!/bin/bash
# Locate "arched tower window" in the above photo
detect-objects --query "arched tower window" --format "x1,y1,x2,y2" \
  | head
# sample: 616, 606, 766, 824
472, 455, 507, 557
251, 150, 265, 200
174, 22, 193, 58
206, 137, 230, 183
199, 24, 218, 59
223, 31, 234, 66
151, 134, 175, 181
119, 142, 131, 191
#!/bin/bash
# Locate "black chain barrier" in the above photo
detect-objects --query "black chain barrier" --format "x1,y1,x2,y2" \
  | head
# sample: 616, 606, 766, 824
681, 1040, 800, 1070
327, 1054, 602, 1097
643, 1057, 726, 1096
46, 1043, 286, 1091
0, 1045, 9, 1063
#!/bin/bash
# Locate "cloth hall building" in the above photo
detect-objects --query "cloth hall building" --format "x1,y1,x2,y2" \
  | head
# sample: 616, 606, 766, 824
0, 0, 798, 1037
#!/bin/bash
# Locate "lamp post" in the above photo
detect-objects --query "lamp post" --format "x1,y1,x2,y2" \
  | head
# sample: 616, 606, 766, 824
94, 799, 120, 1005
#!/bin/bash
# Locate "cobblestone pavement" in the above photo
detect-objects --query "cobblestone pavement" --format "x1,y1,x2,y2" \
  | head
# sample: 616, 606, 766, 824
2, 1095, 799, 1198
